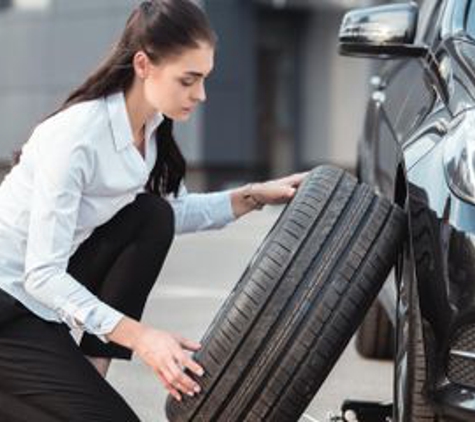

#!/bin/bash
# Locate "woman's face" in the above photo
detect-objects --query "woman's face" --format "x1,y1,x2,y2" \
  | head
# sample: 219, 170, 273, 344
138, 41, 214, 121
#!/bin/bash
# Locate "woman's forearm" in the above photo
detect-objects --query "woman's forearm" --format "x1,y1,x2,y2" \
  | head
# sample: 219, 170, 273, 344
230, 184, 264, 218
105, 315, 143, 350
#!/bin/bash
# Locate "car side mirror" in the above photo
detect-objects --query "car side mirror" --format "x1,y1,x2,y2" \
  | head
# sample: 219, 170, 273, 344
339, 2, 428, 59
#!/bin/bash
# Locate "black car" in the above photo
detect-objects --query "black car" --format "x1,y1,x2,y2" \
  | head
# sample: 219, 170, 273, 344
339, 0, 475, 420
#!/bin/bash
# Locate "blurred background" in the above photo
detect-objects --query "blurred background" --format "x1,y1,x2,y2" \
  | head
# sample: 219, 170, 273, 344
0, 0, 394, 190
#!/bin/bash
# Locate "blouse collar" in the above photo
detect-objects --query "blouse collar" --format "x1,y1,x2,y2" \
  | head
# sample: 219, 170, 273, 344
106, 91, 164, 152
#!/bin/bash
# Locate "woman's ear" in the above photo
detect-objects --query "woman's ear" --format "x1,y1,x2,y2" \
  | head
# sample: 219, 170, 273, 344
133, 51, 151, 80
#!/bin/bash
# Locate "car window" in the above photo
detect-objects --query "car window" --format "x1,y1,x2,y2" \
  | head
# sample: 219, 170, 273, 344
395, 68, 437, 140
383, 60, 436, 143
418, 0, 439, 35
383, 61, 418, 122
417, 0, 444, 45
466, 0, 475, 39
443, 0, 468, 37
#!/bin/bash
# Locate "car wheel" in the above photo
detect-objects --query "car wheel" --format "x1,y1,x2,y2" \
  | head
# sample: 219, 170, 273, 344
166, 165, 406, 422
397, 261, 437, 421
355, 300, 394, 360
396, 191, 437, 422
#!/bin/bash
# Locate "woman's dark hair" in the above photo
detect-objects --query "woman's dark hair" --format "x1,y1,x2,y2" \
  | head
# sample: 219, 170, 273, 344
52, 0, 217, 196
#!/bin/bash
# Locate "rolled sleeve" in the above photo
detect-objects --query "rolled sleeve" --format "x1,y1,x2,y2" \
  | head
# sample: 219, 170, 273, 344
168, 185, 236, 235
24, 132, 124, 343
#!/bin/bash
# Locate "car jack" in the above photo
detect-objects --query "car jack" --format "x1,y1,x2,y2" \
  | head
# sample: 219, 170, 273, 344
327, 399, 393, 422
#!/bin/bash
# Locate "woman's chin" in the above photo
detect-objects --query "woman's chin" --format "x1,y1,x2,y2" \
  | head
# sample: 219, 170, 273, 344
171, 110, 193, 122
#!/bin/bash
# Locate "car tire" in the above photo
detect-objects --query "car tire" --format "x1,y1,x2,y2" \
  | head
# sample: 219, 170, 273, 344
397, 191, 438, 422
398, 255, 437, 422
355, 300, 394, 360
410, 290, 436, 421
166, 165, 406, 422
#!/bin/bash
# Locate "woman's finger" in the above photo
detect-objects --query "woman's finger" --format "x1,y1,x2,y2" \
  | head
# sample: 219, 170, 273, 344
158, 356, 183, 388
156, 369, 182, 401
181, 354, 205, 377
273, 186, 295, 202
286, 186, 297, 197
163, 365, 191, 396
166, 358, 200, 396
176, 335, 202, 352
285, 172, 308, 186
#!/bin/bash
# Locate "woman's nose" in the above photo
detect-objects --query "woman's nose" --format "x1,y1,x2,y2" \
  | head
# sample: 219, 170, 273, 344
193, 81, 206, 103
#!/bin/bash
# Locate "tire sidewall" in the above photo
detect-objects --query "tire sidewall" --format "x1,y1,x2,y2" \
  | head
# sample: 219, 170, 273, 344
394, 238, 436, 421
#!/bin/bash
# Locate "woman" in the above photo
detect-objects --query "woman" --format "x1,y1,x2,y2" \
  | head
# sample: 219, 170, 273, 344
0, 0, 305, 420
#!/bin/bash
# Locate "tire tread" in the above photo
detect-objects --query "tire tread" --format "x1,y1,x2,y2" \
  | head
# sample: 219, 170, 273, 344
166, 165, 406, 422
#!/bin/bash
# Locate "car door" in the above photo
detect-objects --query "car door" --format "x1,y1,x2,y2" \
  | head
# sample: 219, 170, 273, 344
366, 0, 443, 200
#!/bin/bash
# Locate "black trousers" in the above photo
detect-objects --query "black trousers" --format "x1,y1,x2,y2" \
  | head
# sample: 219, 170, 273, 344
0, 193, 175, 421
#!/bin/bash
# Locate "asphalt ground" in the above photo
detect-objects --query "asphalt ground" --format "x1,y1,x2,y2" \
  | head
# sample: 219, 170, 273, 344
105, 206, 393, 422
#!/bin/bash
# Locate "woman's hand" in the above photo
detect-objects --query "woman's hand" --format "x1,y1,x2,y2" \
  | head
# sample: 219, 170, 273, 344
231, 172, 308, 218
106, 316, 204, 401
134, 326, 204, 401
250, 172, 308, 206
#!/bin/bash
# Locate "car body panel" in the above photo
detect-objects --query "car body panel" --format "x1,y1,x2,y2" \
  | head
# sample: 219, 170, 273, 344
353, 0, 475, 419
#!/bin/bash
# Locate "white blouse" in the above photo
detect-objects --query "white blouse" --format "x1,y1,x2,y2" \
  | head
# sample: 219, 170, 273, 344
0, 92, 235, 342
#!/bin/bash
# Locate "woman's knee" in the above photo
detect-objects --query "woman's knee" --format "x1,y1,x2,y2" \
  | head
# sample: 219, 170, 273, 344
135, 193, 175, 241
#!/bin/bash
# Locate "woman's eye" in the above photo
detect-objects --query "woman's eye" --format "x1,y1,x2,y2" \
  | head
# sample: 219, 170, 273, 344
180, 78, 195, 87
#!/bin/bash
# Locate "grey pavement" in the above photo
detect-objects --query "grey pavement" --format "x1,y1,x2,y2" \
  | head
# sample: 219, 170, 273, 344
105, 207, 393, 422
